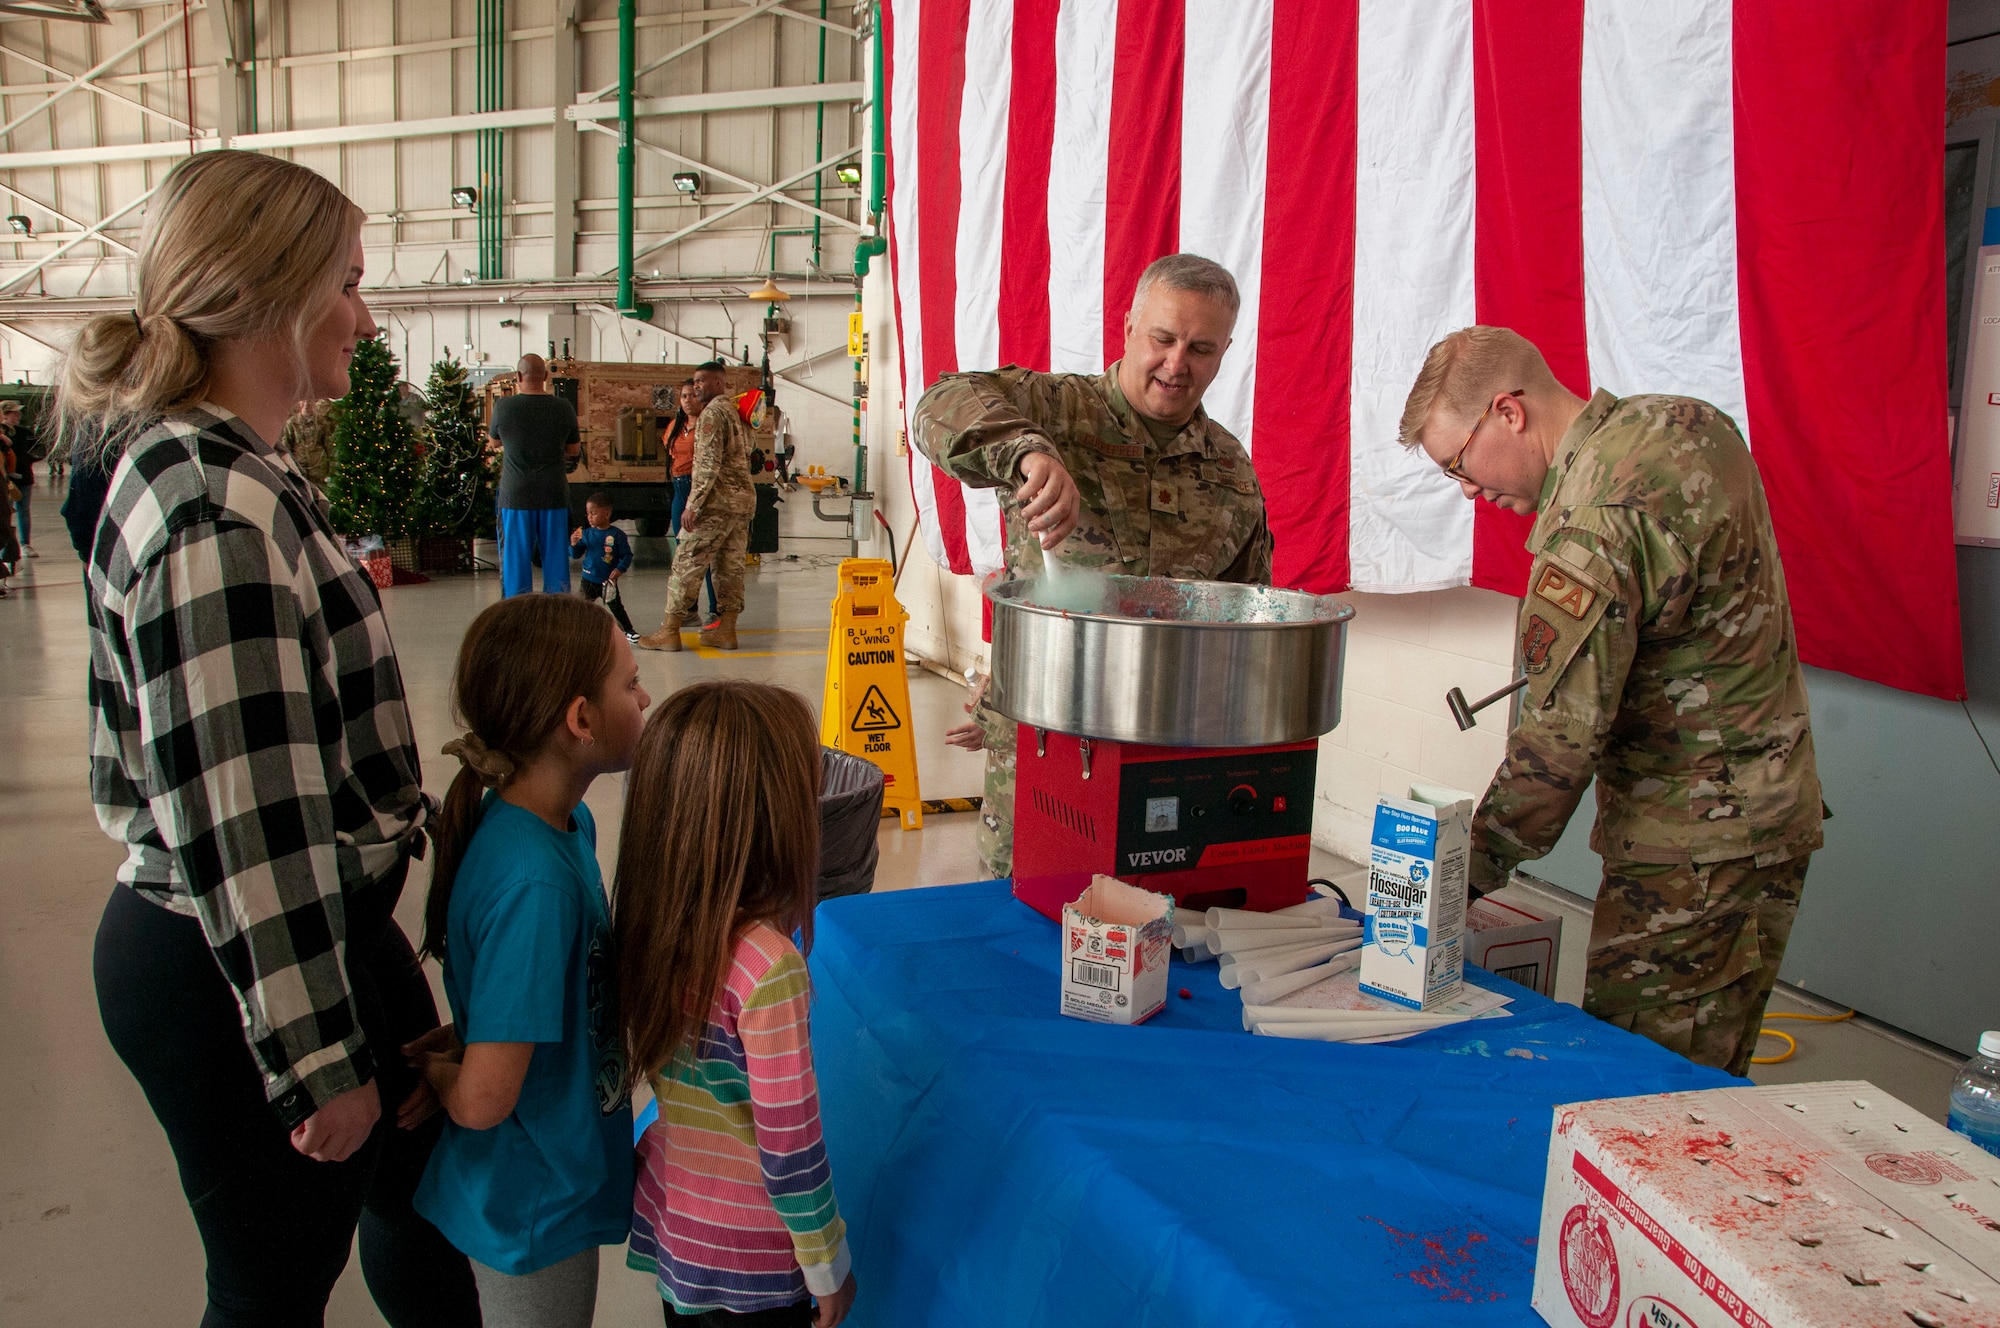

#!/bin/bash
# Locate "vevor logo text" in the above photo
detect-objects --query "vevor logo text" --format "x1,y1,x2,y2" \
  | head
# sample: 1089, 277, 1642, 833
1126, 848, 1188, 868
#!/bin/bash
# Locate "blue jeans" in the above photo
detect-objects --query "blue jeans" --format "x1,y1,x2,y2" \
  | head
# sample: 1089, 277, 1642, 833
499, 507, 571, 596
668, 476, 716, 616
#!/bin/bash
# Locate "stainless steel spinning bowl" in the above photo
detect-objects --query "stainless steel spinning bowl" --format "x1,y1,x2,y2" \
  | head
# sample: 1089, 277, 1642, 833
984, 576, 1355, 747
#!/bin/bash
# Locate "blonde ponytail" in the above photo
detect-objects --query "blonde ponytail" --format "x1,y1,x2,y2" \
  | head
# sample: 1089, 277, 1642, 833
53, 151, 363, 466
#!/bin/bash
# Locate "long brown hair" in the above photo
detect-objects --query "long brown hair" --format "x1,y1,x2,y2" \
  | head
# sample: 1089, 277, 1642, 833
424, 594, 621, 960
53, 151, 364, 465
614, 681, 822, 1090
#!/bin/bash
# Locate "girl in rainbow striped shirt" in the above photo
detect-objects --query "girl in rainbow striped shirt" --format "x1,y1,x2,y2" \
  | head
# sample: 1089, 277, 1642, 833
613, 680, 858, 1327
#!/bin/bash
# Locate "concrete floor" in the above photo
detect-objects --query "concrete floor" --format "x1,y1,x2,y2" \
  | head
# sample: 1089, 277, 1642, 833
0, 498, 1970, 1325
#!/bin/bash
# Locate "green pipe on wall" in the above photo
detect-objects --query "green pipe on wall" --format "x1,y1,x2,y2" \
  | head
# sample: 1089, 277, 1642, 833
617, 0, 651, 319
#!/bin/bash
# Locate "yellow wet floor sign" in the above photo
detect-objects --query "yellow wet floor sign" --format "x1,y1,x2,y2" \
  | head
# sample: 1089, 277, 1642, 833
821, 558, 923, 829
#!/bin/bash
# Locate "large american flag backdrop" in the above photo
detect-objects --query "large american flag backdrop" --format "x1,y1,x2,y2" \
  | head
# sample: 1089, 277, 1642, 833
885, 0, 1966, 700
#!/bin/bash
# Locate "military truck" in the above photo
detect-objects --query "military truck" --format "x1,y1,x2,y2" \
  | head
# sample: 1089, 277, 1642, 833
479, 358, 777, 537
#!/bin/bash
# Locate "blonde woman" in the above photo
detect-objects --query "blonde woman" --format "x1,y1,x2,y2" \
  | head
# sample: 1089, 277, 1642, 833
63, 151, 478, 1327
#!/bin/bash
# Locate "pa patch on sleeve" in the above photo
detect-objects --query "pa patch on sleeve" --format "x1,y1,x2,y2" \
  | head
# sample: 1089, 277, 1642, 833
1519, 544, 1614, 710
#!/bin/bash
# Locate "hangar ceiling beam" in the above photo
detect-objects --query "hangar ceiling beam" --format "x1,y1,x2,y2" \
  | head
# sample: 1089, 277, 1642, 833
577, 0, 856, 105
0, 183, 156, 296
0, 179, 133, 254
609, 147, 861, 274
0, 8, 200, 143
576, 119, 859, 235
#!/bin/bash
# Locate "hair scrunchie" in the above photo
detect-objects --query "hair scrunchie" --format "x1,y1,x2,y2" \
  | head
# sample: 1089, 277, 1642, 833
441, 732, 516, 788
130, 310, 144, 339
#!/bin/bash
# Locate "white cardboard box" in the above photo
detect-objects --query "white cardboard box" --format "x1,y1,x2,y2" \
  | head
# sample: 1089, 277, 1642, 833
1359, 784, 1472, 1011
1465, 894, 1563, 998
1534, 1080, 2000, 1328
1060, 875, 1174, 1026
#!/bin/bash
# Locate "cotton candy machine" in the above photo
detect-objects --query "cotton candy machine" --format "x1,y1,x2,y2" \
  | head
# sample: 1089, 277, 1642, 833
986, 575, 1355, 920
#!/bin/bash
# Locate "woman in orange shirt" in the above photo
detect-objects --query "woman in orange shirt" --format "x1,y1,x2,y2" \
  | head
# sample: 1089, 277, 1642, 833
663, 379, 716, 623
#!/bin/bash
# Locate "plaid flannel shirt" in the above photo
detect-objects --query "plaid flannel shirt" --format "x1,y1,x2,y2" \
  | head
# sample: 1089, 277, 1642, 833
87, 405, 426, 1127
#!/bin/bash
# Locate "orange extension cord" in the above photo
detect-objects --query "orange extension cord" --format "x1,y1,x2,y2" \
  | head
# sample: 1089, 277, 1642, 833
1751, 1007, 1856, 1065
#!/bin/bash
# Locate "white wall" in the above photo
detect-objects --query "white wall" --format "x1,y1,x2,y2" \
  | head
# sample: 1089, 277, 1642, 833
1312, 587, 1518, 863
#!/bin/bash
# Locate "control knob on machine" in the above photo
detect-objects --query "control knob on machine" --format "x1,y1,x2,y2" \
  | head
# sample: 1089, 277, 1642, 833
1226, 783, 1258, 815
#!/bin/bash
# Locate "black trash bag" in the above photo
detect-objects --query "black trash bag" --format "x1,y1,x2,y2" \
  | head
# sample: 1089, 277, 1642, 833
818, 747, 885, 900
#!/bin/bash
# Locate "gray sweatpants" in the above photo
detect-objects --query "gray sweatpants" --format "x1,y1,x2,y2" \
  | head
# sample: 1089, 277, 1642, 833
472, 1246, 600, 1328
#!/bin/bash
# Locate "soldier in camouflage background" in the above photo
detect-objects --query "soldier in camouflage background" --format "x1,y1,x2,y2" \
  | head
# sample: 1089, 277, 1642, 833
1401, 326, 1823, 1077
637, 360, 756, 652
913, 254, 1273, 880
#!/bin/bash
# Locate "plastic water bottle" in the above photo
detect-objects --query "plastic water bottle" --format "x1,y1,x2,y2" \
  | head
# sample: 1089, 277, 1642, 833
1948, 1031, 2000, 1160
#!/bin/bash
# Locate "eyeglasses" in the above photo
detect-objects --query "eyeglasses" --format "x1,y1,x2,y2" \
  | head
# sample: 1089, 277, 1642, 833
1441, 389, 1524, 482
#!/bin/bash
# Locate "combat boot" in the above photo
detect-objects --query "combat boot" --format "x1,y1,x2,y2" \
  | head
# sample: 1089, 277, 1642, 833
636, 600, 691, 652
698, 612, 739, 650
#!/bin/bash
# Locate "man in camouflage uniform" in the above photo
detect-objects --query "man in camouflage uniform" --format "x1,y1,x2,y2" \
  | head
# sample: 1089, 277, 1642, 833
1400, 326, 1823, 1077
637, 360, 756, 652
913, 254, 1274, 880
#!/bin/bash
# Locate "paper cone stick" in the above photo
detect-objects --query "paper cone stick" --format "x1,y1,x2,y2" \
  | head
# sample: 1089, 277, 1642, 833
1209, 924, 1358, 957
1239, 953, 1362, 1005
1204, 898, 1348, 930
1238, 942, 1362, 986
1221, 938, 1363, 987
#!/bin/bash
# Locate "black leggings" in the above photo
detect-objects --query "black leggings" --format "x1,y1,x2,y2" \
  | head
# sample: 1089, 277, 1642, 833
580, 576, 637, 634
94, 877, 481, 1328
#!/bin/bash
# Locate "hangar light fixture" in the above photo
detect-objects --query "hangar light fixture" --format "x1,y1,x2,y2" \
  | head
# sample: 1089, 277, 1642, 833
834, 163, 862, 188
450, 186, 478, 210
6, 215, 33, 237
672, 172, 703, 195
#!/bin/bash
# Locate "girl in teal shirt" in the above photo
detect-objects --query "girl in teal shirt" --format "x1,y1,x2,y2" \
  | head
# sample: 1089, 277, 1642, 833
409, 594, 652, 1327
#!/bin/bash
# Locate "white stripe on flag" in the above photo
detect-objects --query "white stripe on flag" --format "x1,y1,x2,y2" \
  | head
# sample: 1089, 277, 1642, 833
1349, 0, 1477, 591
909, 446, 950, 569
888, 2, 947, 568
955, 0, 1012, 374
1047, 0, 1117, 374
964, 487, 1005, 572
1580, 0, 1747, 438
954, 0, 1014, 575
890, 0, 927, 398
1180, 0, 1273, 451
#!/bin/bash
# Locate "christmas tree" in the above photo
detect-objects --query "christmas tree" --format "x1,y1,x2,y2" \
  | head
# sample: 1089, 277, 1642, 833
417, 355, 496, 538
326, 335, 424, 537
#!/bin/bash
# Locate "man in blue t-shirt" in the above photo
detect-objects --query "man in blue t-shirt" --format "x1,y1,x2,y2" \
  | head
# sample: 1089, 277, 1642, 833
491, 354, 580, 596
570, 492, 637, 641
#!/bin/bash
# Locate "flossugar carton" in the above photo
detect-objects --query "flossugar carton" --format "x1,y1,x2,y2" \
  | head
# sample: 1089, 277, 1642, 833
1060, 875, 1174, 1026
1359, 783, 1472, 1011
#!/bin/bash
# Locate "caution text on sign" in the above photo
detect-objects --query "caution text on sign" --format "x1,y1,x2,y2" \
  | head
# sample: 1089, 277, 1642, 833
821, 558, 923, 829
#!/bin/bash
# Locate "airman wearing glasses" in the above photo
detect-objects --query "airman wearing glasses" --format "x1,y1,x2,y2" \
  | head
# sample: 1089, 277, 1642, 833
1399, 325, 1823, 1078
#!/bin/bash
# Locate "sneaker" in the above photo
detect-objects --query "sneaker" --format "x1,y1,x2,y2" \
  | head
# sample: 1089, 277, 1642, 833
22, 545, 36, 558
625, 631, 640, 644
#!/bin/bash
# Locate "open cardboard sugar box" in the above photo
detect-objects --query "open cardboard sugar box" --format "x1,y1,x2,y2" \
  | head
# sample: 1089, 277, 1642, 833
1534, 1079, 2000, 1328
1060, 875, 1174, 1026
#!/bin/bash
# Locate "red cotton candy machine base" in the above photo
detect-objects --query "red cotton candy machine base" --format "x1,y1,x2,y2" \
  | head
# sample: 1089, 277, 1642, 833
1010, 726, 1318, 921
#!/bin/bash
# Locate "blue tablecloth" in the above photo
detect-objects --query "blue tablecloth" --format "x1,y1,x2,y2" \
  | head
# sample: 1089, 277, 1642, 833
805, 880, 1735, 1328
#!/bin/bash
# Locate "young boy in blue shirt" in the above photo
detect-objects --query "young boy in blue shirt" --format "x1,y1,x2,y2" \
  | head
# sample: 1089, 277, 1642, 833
570, 492, 638, 641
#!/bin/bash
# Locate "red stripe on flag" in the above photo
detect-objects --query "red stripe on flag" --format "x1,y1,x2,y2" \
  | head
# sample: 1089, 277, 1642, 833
1733, 4, 1964, 699
1471, 0, 1584, 597
916, 0, 974, 574
1254, 0, 1357, 592
1102, 0, 1184, 364
999, 0, 1059, 372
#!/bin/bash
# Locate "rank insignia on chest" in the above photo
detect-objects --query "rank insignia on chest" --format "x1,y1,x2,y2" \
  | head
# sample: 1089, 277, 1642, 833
1151, 484, 1179, 515
1532, 564, 1596, 620
1522, 615, 1560, 670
